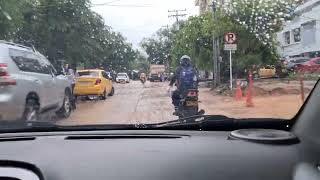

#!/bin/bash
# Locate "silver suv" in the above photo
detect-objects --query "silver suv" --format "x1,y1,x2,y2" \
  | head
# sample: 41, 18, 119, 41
0, 41, 72, 121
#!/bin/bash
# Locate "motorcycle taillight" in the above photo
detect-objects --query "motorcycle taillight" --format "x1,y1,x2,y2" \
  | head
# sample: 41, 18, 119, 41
187, 91, 197, 97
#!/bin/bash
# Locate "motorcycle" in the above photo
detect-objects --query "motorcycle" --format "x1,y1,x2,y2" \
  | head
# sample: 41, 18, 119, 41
140, 77, 146, 85
175, 89, 205, 118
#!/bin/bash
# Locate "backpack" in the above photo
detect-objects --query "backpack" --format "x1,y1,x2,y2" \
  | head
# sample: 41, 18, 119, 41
179, 65, 196, 91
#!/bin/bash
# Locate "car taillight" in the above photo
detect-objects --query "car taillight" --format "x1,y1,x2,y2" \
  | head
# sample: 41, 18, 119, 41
187, 91, 197, 97
0, 63, 16, 86
0, 63, 8, 76
95, 79, 102, 85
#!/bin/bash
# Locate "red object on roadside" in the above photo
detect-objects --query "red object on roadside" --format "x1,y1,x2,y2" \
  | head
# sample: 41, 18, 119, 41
296, 57, 320, 73
246, 71, 254, 107
235, 79, 242, 101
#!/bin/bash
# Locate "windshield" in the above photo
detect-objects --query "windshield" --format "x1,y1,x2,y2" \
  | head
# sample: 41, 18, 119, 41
117, 73, 127, 77
0, 0, 319, 130
78, 71, 99, 77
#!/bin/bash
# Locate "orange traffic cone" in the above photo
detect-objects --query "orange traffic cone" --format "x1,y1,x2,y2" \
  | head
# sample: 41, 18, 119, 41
235, 80, 242, 101
246, 71, 254, 107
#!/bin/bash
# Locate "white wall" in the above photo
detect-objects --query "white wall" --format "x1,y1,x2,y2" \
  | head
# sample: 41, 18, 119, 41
277, 2, 320, 57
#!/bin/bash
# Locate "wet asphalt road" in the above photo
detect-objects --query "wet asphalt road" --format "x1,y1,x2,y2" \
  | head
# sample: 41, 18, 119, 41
57, 81, 176, 126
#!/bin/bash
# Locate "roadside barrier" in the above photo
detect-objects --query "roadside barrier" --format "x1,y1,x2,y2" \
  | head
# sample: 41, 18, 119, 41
246, 71, 254, 107
235, 79, 243, 101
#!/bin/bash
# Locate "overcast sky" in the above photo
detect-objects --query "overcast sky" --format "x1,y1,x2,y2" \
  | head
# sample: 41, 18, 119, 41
91, 0, 199, 49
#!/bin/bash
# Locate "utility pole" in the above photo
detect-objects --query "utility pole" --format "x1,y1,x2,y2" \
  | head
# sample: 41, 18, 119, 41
211, 1, 220, 88
168, 9, 187, 30
162, 24, 171, 73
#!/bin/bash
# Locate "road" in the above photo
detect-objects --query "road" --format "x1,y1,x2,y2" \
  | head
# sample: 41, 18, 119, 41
57, 79, 310, 126
58, 81, 176, 126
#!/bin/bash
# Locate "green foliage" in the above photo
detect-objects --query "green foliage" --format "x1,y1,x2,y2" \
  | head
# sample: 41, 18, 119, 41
141, 0, 298, 75
129, 52, 149, 72
0, 0, 137, 72
140, 27, 172, 65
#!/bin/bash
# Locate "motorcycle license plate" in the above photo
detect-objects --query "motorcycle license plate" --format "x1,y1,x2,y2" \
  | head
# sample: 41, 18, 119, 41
186, 101, 198, 107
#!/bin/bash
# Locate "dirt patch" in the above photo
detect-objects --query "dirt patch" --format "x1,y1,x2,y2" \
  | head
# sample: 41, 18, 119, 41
252, 86, 270, 96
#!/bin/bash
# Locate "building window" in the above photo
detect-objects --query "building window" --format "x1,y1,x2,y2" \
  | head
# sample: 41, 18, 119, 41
293, 28, 301, 43
301, 20, 316, 46
284, 31, 290, 45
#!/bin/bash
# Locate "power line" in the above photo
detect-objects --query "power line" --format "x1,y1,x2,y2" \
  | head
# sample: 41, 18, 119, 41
168, 9, 187, 29
92, 4, 152, 7
91, 0, 153, 8
91, 0, 122, 6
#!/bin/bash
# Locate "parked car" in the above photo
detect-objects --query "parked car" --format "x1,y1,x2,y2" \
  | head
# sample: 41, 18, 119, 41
149, 73, 161, 82
74, 69, 114, 100
295, 57, 320, 72
0, 40, 72, 121
284, 57, 309, 71
116, 73, 130, 83
253, 65, 276, 78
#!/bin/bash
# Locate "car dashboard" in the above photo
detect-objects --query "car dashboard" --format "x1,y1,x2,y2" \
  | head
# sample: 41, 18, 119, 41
0, 129, 318, 180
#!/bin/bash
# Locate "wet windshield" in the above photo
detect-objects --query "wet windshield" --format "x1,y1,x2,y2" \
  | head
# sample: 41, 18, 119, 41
0, 0, 319, 130
78, 71, 99, 77
117, 73, 127, 77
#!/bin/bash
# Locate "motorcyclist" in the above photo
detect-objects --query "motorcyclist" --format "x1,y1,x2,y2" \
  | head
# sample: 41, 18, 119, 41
169, 55, 198, 110
140, 72, 147, 83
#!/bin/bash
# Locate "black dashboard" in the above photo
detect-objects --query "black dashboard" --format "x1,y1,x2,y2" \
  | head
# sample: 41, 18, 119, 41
0, 129, 318, 180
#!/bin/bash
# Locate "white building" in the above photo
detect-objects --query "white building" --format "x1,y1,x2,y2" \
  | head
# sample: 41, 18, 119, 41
277, 0, 320, 58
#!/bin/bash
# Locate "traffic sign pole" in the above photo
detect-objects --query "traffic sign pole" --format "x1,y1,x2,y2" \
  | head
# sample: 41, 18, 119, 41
229, 50, 233, 89
224, 32, 237, 90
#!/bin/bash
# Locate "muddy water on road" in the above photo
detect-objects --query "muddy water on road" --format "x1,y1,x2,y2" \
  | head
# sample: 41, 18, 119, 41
58, 80, 304, 126
58, 81, 175, 125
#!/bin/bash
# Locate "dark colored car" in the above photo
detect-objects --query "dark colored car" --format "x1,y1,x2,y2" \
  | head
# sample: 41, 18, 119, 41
149, 74, 161, 82
285, 57, 309, 71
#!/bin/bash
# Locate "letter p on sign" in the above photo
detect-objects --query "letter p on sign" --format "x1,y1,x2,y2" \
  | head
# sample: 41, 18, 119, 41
224, 32, 237, 44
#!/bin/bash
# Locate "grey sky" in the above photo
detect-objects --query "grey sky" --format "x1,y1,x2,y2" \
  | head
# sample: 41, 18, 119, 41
91, 0, 199, 49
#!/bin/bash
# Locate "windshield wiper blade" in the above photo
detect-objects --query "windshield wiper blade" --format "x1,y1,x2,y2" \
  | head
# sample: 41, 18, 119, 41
150, 115, 235, 128
150, 115, 292, 131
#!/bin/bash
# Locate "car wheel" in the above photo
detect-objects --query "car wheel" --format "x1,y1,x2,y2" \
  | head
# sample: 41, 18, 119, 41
22, 98, 39, 122
56, 90, 72, 119
101, 90, 107, 100
109, 87, 115, 96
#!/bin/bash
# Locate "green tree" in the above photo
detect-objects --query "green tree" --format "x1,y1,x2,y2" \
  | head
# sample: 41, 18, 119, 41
0, 0, 137, 71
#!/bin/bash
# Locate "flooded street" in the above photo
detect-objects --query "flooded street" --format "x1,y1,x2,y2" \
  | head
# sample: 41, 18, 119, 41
58, 81, 176, 125
57, 80, 306, 126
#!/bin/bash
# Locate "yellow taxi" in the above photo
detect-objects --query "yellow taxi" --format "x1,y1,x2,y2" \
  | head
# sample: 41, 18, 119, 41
74, 69, 114, 100
254, 65, 276, 78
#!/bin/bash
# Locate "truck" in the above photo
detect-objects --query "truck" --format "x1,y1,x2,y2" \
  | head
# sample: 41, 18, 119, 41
149, 64, 166, 82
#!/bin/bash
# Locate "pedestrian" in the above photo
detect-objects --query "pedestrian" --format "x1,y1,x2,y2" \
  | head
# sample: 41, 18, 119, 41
160, 73, 165, 82
65, 64, 76, 109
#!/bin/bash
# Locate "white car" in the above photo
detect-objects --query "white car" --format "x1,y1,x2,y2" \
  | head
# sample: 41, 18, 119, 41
0, 41, 72, 121
116, 73, 130, 83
